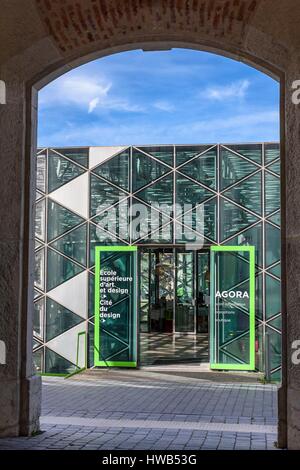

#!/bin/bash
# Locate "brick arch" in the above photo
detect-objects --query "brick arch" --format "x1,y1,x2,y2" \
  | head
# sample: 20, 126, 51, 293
35, 0, 260, 54
30, 0, 285, 91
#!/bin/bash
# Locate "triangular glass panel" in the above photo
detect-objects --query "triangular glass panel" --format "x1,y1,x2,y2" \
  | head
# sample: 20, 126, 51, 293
265, 274, 281, 319
45, 347, 76, 374
176, 174, 214, 211
267, 263, 281, 279
137, 146, 173, 166
135, 174, 173, 211
265, 143, 280, 164
223, 172, 262, 215
215, 253, 251, 293
226, 144, 262, 164
92, 198, 130, 242
34, 297, 44, 340
132, 148, 171, 192
46, 298, 83, 341
50, 224, 87, 266
35, 199, 46, 241
89, 223, 126, 267
268, 315, 282, 331
220, 198, 260, 241
267, 160, 280, 175
267, 211, 280, 227
90, 174, 128, 217
36, 153, 46, 193
34, 248, 45, 291
48, 150, 85, 192
265, 326, 281, 370
53, 147, 89, 168
265, 172, 280, 215
270, 369, 281, 381
33, 339, 42, 350
98, 329, 129, 362
36, 191, 43, 201
47, 199, 85, 242
179, 148, 217, 189
88, 273, 95, 318
220, 147, 258, 190
175, 221, 209, 246
176, 197, 217, 242
35, 240, 43, 251
47, 248, 84, 291
224, 223, 263, 267
221, 332, 250, 365
265, 222, 280, 267
34, 288, 43, 299
33, 349, 43, 373
92, 149, 130, 191
176, 145, 212, 166
255, 274, 263, 320
130, 198, 172, 242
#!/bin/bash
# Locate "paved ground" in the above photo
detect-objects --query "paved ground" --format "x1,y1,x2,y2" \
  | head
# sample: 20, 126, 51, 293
0, 370, 279, 450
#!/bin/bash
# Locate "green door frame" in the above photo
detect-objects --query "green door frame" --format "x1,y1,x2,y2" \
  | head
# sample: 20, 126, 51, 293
210, 245, 256, 371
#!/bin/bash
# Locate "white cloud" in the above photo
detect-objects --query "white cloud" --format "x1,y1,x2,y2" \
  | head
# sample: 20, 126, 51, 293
153, 100, 175, 112
88, 97, 100, 113
201, 79, 251, 101
39, 73, 143, 113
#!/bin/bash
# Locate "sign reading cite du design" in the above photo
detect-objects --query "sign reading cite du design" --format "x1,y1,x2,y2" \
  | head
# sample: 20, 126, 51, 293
94, 246, 137, 368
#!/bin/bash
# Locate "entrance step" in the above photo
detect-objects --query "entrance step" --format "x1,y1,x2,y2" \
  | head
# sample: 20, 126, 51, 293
67, 366, 264, 385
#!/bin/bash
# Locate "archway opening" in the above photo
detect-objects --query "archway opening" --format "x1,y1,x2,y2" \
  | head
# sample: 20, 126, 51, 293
33, 49, 281, 444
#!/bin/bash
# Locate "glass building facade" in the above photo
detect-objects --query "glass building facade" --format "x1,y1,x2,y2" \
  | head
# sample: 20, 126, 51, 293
33, 143, 281, 379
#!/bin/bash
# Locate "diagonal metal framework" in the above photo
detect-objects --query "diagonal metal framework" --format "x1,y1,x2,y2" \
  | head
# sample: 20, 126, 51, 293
33, 143, 281, 378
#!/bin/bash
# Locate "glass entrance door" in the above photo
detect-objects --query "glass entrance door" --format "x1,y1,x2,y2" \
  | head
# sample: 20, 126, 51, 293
175, 251, 195, 333
139, 247, 210, 365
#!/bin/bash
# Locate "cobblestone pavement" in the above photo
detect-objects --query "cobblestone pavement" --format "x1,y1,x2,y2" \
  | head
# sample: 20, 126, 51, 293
0, 371, 279, 450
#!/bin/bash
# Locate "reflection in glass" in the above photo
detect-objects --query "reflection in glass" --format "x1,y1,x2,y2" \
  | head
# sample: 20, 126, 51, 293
35, 199, 46, 241
132, 149, 170, 191
93, 149, 130, 191
36, 154, 46, 193
34, 249, 45, 291
47, 248, 83, 291
48, 151, 85, 192
33, 298, 44, 340
47, 200, 84, 242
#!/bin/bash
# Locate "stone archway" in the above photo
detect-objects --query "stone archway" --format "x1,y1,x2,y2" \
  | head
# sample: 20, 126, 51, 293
1, 0, 300, 449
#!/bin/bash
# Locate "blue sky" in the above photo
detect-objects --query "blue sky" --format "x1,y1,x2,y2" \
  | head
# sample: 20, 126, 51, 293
38, 48, 279, 147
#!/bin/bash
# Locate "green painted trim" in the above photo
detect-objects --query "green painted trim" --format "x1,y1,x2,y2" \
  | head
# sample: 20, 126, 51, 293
38, 373, 68, 377
211, 245, 254, 252
210, 364, 254, 370
94, 245, 138, 368
65, 367, 87, 379
210, 245, 256, 371
95, 362, 137, 367
76, 331, 87, 369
